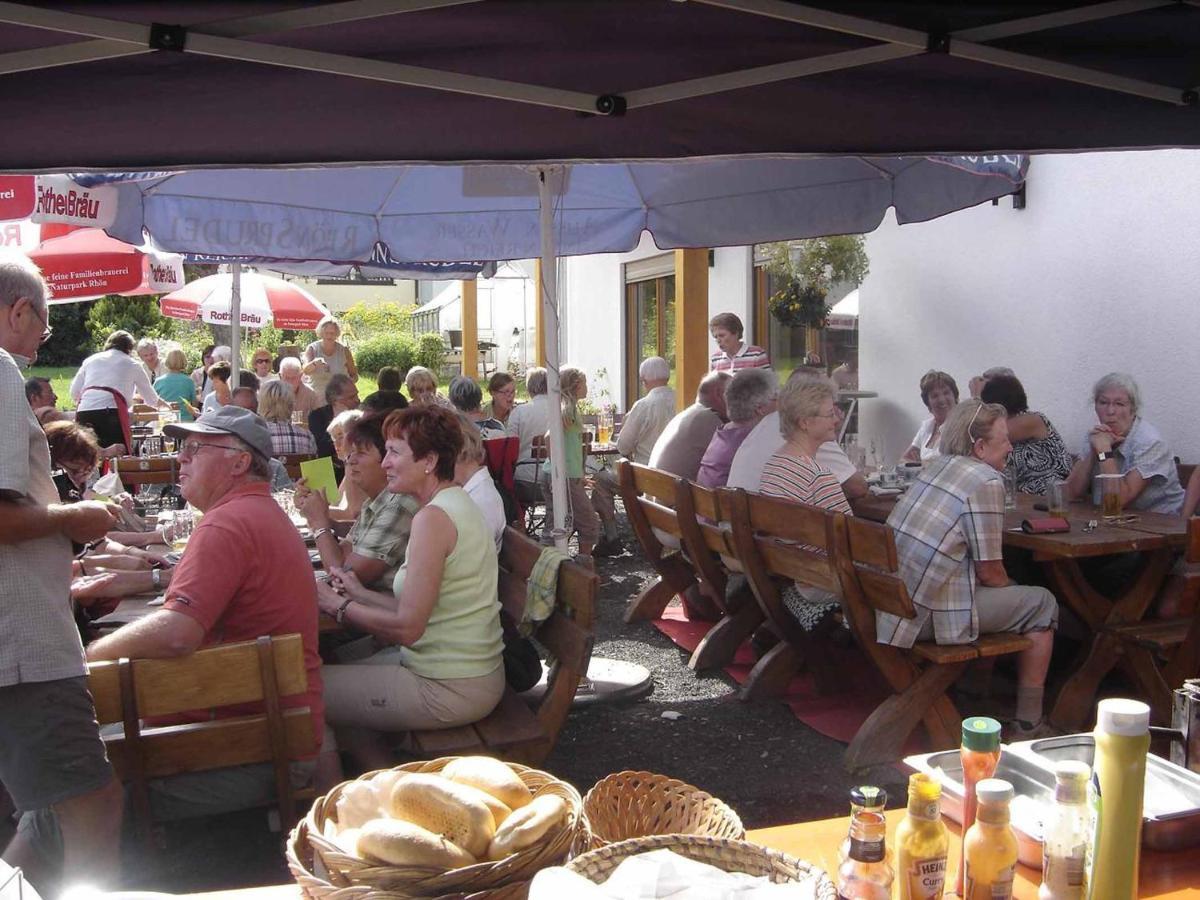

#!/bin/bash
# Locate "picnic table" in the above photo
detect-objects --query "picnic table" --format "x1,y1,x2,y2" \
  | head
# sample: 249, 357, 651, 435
179, 808, 1200, 898
851, 488, 1189, 729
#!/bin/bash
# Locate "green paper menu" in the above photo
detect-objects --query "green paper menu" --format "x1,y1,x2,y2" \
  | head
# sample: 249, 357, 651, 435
300, 457, 339, 504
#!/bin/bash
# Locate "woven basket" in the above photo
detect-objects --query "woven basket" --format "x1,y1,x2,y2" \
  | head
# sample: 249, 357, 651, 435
289, 757, 585, 899
582, 771, 744, 850
566, 834, 836, 897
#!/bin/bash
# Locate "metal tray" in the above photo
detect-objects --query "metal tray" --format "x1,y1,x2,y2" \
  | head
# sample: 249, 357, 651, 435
1010, 734, 1200, 853
905, 733, 1200, 867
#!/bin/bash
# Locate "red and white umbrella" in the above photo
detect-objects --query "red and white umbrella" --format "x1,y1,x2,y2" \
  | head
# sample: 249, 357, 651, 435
159, 271, 331, 330
28, 223, 184, 302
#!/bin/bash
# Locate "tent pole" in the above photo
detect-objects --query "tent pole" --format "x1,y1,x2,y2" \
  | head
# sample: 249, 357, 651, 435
229, 262, 242, 391
537, 167, 569, 553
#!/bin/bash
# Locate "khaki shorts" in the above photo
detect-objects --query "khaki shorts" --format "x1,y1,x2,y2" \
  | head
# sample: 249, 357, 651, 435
916, 584, 1058, 642
0, 676, 114, 812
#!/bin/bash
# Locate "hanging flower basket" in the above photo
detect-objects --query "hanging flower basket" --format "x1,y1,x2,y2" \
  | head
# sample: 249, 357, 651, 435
768, 281, 829, 329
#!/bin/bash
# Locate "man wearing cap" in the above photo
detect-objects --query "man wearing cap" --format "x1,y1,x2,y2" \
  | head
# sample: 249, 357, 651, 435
85, 407, 324, 820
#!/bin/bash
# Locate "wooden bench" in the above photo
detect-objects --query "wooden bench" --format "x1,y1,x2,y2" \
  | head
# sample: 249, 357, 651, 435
1106, 515, 1200, 721
618, 460, 703, 623
86, 634, 315, 838
278, 453, 315, 481
675, 478, 763, 671
409, 526, 596, 765
723, 488, 845, 699
837, 516, 1032, 771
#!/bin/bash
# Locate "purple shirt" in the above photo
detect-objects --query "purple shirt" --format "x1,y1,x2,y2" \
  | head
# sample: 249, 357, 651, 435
697, 422, 757, 488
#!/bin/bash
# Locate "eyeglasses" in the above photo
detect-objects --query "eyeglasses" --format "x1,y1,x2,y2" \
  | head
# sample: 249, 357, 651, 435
178, 439, 243, 459
30, 302, 52, 344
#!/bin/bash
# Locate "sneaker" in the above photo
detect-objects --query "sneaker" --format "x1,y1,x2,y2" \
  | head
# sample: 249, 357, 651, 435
592, 537, 624, 558
1002, 717, 1060, 743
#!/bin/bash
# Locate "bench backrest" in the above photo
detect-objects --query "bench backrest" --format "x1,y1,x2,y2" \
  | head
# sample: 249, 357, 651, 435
721, 487, 841, 645
87, 634, 314, 832
115, 455, 178, 486
618, 461, 686, 557
837, 516, 918, 647
278, 453, 315, 480
675, 478, 734, 596
497, 527, 596, 746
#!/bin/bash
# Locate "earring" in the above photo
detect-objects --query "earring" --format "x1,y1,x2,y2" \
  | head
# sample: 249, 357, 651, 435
425, 468, 431, 474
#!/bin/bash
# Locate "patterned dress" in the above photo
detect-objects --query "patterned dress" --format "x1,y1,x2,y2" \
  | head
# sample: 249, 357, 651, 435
1008, 412, 1071, 495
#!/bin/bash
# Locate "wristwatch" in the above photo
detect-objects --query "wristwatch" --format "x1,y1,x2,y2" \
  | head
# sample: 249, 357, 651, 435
312, 526, 332, 542
152, 568, 162, 590
1097, 451, 1111, 462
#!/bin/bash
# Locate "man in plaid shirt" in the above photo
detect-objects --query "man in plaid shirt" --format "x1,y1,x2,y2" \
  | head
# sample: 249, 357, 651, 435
879, 400, 1058, 737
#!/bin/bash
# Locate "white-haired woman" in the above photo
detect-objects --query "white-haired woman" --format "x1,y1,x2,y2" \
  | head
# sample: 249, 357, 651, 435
883, 400, 1058, 738
759, 377, 852, 631
454, 412, 506, 549
405, 365, 452, 408
303, 315, 357, 399
259, 380, 318, 457
1065, 372, 1184, 515
326, 408, 366, 522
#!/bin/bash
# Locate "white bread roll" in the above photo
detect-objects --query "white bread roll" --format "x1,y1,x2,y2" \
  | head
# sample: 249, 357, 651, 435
441, 756, 533, 810
357, 818, 475, 869
388, 773, 496, 859
486, 794, 568, 861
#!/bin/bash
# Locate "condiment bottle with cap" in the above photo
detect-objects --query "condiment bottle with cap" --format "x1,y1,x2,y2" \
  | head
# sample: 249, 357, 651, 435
836, 807, 893, 898
895, 771, 949, 899
1087, 698, 1150, 900
1040, 760, 1091, 899
838, 785, 888, 866
955, 716, 1002, 896
963, 778, 1018, 899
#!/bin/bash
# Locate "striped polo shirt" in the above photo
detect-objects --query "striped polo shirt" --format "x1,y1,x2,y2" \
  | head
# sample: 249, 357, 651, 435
710, 342, 771, 372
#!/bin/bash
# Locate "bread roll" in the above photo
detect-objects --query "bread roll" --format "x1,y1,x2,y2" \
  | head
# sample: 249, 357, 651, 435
486, 794, 568, 861
336, 779, 384, 830
442, 756, 532, 810
357, 818, 475, 869
333, 826, 362, 857
370, 769, 406, 802
388, 773, 496, 858
453, 783, 513, 829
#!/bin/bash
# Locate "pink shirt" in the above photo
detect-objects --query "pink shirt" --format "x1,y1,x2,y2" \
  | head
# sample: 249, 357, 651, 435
164, 482, 324, 749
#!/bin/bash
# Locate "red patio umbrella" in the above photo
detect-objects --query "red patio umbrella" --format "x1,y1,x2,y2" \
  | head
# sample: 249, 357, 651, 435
26, 224, 184, 302
158, 270, 331, 331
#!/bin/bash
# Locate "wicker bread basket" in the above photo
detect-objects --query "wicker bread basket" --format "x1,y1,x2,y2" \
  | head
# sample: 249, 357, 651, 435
582, 770, 744, 850
565, 834, 836, 897
288, 757, 586, 899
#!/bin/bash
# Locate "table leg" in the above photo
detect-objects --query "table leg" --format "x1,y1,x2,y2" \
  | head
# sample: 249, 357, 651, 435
1048, 550, 1173, 731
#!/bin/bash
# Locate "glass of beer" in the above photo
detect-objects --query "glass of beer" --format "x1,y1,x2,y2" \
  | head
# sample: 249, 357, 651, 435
1097, 473, 1123, 518
1046, 480, 1069, 517
169, 509, 192, 552
597, 411, 613, 445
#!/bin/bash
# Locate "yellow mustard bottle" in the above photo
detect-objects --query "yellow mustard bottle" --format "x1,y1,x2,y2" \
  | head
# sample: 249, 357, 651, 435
1086, 698, 1150, 900
963, 778, 1018, 900
895, 772, 949, 899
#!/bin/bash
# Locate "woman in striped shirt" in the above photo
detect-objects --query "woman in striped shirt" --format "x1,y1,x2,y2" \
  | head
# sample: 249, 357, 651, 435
759, 375, 851, 630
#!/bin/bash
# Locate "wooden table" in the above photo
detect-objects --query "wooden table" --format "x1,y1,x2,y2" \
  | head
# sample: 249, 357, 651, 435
850, 490, 1188, 729
182, 808, 1200, 898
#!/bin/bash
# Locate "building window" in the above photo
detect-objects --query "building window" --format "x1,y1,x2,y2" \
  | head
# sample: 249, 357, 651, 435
752, 265, 858, 384
624, 273, 676, 403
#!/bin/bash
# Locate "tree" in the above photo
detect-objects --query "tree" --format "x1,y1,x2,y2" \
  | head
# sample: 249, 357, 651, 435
85, 295, 170, 349
39, 302, 94, 365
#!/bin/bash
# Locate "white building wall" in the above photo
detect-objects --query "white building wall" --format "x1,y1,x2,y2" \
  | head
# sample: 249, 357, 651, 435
559, 234, 754, 410
858, 149, 1200, 465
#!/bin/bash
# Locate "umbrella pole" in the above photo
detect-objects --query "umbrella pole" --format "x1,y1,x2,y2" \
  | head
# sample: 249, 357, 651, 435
538, 168, 570, 554
229, 262, 242, 391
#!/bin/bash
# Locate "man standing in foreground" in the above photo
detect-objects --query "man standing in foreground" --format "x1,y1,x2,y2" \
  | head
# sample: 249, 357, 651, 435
84, 407, 324, 821
0, 253, 123, 894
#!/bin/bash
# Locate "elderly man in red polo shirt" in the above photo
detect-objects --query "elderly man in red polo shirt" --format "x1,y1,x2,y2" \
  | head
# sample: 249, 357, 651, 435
84, 407, 324, 821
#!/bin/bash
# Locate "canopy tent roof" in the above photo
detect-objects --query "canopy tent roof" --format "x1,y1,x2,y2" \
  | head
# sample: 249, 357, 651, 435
0, 1, 1199, 172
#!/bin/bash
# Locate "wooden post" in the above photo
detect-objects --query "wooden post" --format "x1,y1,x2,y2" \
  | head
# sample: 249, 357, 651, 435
674, 248, 709, 412
534, 260, 546, 367
461, 278, 478, 379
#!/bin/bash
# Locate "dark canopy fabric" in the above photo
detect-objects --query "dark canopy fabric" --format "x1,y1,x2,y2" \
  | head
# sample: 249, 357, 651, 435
2, 0, 1200, 170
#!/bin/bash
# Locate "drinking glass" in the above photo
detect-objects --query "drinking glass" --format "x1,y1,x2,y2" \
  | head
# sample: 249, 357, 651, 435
1003, 468, 1017, 509
292, 410, 307, 426
168, 509, 192, 552
1046, 480, 1068, 517
596, 411, 613, 445
1097, 473, 1123, 518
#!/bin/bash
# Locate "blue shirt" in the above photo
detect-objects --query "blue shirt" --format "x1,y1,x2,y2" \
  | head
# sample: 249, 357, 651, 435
1079, 417, 1184, 515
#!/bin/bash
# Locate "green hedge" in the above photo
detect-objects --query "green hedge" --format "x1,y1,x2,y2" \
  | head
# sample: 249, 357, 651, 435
354, 334, 416, 376
415, 332, 447, 374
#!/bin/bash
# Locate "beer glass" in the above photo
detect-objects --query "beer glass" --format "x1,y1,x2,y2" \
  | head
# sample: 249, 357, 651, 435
596, 411, 613, 445
1097, 473, 1123, 518
1046, 480, 1068, 517
1003, 468, 1017, 508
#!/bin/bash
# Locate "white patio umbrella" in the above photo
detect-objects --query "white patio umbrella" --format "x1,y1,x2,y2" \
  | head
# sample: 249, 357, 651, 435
76, 156, 1027, 549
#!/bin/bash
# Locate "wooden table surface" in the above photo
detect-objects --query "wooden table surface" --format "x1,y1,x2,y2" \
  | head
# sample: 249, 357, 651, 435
183, 808, 1200, 898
